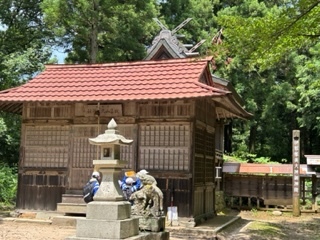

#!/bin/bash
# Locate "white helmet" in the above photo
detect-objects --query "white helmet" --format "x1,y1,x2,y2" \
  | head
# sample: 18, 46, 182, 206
92, 171, 100, 178
139, 169, 149, 175
125, 177, 134, 184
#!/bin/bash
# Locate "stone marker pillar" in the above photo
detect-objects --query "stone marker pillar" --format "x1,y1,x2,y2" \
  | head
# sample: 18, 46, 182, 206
292, 130, 300, 217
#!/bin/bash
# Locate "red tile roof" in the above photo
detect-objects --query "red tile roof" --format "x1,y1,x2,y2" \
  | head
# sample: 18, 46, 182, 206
0, 57, 228, 102
223, 163, 309, 175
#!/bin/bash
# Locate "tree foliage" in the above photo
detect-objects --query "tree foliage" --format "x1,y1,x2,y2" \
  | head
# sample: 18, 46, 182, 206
216, 0, 320, 69
41, 0, 160, 63
0, 0, 52, 165
0, 163, 17, 207
159, 0, 221, 54
0, 0, 52, 91
213, 0, 320, 161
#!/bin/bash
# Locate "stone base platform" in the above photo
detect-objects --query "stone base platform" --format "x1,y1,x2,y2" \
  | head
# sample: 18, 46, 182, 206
66, 231, 169, 240
138, 216, 166, 232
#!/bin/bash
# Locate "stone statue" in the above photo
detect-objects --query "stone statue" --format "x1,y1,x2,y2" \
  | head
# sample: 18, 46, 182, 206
130, 170, 164, 217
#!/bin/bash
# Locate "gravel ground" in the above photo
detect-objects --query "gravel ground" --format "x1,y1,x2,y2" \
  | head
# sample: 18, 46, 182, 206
1, 209, 320, 240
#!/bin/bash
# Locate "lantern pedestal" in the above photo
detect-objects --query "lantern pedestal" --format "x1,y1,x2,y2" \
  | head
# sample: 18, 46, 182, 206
93, 160, 127, 201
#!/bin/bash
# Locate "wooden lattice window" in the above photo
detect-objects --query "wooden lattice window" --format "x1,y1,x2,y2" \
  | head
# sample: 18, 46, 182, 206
139, 124, 190, 171
26, 103, 71, 118
71, 124, 135, 169
71, 125, 99, 168
117, 125, 135, 167
24, 125, 70, 168
138, 100, 192, 118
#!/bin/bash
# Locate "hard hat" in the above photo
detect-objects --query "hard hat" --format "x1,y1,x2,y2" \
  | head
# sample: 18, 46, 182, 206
92, 171, 100, 178
139, 169, 149, 175
125, 177, 134, 184
125, 170, 136, 177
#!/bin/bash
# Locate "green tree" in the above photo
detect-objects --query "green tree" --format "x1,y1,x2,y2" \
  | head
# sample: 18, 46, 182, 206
0, 0, 51, 165
295, 43, 320, 154
214, 0, 320, 162
41, 0, 160, 63
159, 0, 220, 54
216, 0, 320, 70
0, 163, 17, 207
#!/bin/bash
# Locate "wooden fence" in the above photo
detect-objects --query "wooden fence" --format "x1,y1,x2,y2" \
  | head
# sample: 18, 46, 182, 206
223, 163, 320, 212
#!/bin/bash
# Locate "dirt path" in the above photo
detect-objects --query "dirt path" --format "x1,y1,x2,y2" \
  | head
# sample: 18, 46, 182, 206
0, 221, 76, 240
1, 210, 320, 240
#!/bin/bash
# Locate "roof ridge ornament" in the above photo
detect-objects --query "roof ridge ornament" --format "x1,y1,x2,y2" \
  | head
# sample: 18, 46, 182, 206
147, 18, 206, 59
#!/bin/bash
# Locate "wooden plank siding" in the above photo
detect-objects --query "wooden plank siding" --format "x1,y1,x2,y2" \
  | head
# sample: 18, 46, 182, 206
192, 99, 217, 220
224, 174, 293, 206
17, 99, 223, 221
138, 124, 190, 171
17, 173, 66, 210
137, 100, 194, 217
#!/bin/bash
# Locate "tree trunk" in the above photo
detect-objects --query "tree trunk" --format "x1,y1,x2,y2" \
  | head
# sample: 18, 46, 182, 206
89, 0, 99, 63
248, 125, 256, 153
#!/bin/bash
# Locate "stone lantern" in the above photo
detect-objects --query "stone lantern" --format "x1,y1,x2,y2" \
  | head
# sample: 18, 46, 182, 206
88, 118, 133, 201
67, 118, 139, 240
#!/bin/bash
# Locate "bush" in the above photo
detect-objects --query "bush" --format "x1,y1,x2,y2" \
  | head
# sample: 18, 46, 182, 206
0, 163, 17, 208
224, 152, 279, 164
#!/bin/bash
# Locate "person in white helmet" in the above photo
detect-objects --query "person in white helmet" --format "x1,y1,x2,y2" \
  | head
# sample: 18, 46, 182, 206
83, 171, 101, 203
120, 170, 141, 193
122, 177, 135, 203
90, 171, 101, 196
138, 169, 149, 175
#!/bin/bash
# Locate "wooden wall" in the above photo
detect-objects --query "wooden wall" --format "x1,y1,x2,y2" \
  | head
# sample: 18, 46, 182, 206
224, 174, 293, 206
17, 172, 66, 210
192, 99, 217, 220
136, 100, 194, 217
17, 99, 222, 219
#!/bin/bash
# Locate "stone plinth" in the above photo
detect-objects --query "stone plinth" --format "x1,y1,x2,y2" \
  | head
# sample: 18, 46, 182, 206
66, 201, 139, 240
139, 216, 166, 232
75, 217, 139, 239
86, 201, 131, 220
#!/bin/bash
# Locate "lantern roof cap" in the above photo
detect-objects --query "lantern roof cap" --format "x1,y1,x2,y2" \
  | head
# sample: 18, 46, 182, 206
89, 118, 133, 145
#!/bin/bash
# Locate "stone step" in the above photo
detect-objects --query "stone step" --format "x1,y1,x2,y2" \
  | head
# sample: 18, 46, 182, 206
66, 189, 83, 195
168, 227, 217, 239
57, 203, 87, 215
62, 194, 84, 204
52, 215, 85, 227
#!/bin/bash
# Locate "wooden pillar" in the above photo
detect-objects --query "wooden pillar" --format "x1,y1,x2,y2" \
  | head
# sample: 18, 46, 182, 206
312, 174, 317, 211
302, 178, 306, 205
